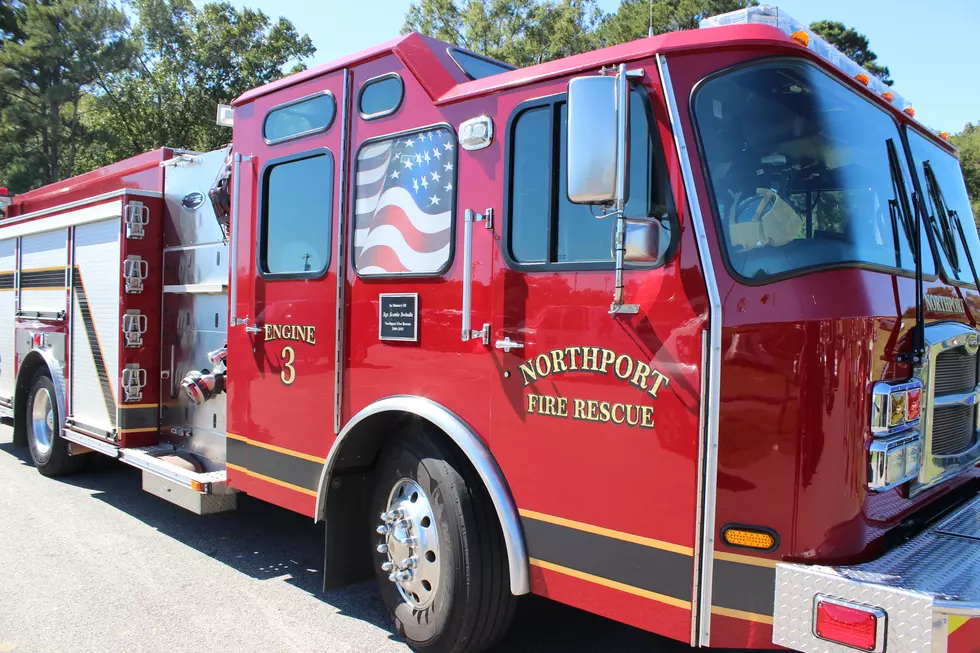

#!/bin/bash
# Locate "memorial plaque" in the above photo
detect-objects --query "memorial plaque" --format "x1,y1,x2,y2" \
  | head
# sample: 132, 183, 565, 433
379, 293, 419, 342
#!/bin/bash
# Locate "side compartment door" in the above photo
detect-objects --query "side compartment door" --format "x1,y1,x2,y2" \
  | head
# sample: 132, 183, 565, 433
227, 74, 344, 513
487, 80, 705, 641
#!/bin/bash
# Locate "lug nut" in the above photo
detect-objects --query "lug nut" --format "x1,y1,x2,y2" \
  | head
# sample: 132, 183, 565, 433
381, 561, 394, 572
376, 524, 390, 535
398, 536, 418, 547
400, 556, 418, 570
395, 519, 412, 531
377, 543, 389, 554
394, 570, 413, 582
387, 572, 398, 583
386, 508, 406, 521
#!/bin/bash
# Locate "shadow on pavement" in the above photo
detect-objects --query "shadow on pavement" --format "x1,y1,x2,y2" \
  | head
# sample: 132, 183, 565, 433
1, 441, 742, 652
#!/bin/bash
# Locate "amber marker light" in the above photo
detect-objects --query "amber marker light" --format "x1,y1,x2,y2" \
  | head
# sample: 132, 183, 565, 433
904, 107, 916, 117
191, 480, 207, 492
722, 526, 777, 551
888, 390, 908, 427
790, 30, 809, 47
882, 91, 895, 102
939, 131, 950, 141
855, 73, 870, 86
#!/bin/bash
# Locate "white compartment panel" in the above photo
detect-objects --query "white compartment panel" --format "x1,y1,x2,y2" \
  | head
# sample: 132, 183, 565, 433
0, 239, 14, 398
70, 219, 120, 430
20, 229, 68, 312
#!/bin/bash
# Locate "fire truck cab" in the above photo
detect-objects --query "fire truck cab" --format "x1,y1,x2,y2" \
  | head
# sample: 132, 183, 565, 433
3, 5, 980, 652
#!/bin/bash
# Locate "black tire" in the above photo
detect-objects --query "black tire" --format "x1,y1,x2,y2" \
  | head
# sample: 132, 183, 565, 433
25, 370, 83, 477
372, 427, 516, 653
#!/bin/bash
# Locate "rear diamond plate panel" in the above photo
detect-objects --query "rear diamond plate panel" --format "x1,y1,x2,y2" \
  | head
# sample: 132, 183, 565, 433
774, 565, 937, 653
774, 493, 980, 651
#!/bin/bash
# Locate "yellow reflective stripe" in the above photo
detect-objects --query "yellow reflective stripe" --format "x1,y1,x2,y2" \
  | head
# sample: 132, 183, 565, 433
711, 605, 774, 625
226, 432, 326, 464
529, 558, 691, 610
226, 462, 317, 497
519, 508, 693, 556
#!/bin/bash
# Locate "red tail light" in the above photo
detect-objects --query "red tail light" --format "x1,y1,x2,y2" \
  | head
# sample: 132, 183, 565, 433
814, 596, 884, 651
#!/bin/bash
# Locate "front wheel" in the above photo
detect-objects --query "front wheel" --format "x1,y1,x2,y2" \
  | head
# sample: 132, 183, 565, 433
372, 428, 516, 653
26, 371, 83, 477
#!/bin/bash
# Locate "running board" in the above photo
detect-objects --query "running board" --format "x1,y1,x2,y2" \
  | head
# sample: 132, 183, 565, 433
61, 428, 236, 514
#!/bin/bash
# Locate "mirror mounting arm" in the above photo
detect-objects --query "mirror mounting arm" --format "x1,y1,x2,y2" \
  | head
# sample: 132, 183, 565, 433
609, 64, 644, 316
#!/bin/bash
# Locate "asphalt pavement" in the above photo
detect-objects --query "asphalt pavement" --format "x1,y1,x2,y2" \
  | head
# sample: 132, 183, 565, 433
0, 425, 746, 653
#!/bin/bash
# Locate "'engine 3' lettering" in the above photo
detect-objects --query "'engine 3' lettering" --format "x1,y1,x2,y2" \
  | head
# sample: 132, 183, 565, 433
264, 323, 317, 345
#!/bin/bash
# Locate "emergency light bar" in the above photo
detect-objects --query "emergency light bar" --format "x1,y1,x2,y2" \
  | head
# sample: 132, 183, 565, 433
700, 6, 925, 126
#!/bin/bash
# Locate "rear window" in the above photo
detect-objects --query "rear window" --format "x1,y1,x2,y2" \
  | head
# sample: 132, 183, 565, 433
263, 92, 336, 144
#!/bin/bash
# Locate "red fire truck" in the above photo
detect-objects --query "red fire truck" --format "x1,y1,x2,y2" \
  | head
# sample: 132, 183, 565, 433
2, 5, 979, 651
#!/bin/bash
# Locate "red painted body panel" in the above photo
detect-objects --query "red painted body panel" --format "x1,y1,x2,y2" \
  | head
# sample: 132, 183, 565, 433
8, 149, 171, 218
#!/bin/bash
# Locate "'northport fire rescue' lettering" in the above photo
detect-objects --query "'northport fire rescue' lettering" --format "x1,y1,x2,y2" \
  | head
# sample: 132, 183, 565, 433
518, 347, 670, 429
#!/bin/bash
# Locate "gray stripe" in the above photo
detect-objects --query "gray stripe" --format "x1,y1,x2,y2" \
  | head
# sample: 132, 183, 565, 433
226, 437, 320, 491
521, 516, 693, 603
712, 559, 776, 616
117, 406, 158, 430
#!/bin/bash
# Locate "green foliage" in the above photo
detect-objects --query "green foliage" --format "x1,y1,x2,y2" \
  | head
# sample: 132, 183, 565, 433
809, 20, 892, 86
403, 0, 604, 67
600, 0, 756, 44
88, 0, 315, 165
404, 0, 758, 66
949, 123, 980, 227
0, 0, 136, 192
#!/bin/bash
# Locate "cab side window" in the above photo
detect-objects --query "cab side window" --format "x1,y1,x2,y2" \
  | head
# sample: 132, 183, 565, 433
259, 150, 334, 277
507, 90, 674, 269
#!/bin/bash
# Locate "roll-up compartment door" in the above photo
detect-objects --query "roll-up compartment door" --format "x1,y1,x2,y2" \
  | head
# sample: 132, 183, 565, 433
20, 229, 68, 314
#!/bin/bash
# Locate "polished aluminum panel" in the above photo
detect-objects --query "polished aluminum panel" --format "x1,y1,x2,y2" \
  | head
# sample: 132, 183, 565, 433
774, 491, 980, 651
160, 148, 230, 472
162, 148, 230, 248
160, 292, 227, 471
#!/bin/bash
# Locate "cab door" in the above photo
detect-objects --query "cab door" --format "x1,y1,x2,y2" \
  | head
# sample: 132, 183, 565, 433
226, 72, 345, 514
486, 78, 706, 641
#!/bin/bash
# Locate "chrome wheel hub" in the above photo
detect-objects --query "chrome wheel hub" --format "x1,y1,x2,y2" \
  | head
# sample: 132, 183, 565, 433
31, 388, 54, 455
376, 478, 440, 610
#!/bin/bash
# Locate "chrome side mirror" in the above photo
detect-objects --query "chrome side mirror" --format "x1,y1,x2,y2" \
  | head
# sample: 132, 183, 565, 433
623, 220, 663, 263
566, 75, 622, 205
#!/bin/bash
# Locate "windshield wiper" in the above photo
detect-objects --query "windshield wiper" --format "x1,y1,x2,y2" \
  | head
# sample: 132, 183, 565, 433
887, 138, 925, 362
923, 161, 960, 271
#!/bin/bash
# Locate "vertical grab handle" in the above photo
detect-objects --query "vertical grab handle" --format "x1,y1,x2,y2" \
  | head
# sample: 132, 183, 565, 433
461, 208, 491, 345
461, 209, 474, 341
229, 153, 252, 328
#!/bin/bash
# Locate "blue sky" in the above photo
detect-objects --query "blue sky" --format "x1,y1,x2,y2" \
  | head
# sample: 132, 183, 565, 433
208, 0, 978, 132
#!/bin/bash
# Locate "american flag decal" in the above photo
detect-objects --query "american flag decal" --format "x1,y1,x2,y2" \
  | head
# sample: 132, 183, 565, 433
353, 128, 456, 275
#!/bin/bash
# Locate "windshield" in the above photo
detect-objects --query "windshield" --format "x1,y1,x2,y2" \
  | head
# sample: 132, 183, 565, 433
694, 59, 934, 282
906, 128, 980, 287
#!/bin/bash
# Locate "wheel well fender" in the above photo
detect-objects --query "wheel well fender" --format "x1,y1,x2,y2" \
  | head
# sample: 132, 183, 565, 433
13, 348, 67, 447
317, 395, 530, 596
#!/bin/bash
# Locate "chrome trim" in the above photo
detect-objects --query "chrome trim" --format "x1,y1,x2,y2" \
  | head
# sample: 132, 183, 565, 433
870, 379, 922, 436
812, 595, 887, 653
228, 153, 253, 328
15, 348, 67, 431
262, 90, 336, 145
315, 395, 530, 596
357, 73, 404, 121
334, 68, 351, 435
913, 321, 980, 496
0, 189, 161, 226
932, 385, 980, 407
658, 54, 723, 647
868, 430, 921, 491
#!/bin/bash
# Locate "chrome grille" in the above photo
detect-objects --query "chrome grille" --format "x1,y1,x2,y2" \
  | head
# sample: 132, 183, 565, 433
934, 347, 978, 394
931, 404, 977, 455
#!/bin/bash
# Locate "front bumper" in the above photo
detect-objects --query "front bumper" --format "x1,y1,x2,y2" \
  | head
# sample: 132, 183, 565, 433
773, 493, 980, 652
